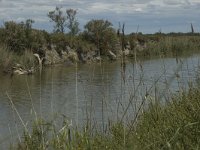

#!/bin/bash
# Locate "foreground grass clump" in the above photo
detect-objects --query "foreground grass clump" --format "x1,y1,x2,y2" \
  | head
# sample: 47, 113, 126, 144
131, 88, 200, 149
16, 88, 200, 150
0, 46, 35, 72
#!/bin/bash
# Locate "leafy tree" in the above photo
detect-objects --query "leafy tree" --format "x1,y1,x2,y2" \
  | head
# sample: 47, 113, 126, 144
51, 33, 67, 55
48, 7, 67, 33
66, 9, 79, 35
48, 7, 79, 35
2, 20, 46, 54
84, 19, 117, 55
3, 21, 26, 53
24, 19, 35, 49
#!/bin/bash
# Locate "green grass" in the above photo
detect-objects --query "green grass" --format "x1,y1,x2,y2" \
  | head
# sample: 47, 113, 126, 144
133, 36, 200, 58
130, 88, 200, 149
14, 87, 200, 150
0, 45, 36, 72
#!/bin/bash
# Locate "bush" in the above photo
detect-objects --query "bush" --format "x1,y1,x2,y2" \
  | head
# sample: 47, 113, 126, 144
0, 21, 47, 55
3, 21, 27, 53
84, 19, 118, 55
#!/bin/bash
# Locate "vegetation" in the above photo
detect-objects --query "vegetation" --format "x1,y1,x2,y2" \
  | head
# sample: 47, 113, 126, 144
1, 20, 47, 54
128, 34, 200, 58
66, 9, 79, 36
0, 3, 199, 150
0, 7, 200, 73
15, 87, 200, 149
0, 46, 36, 73
48, 7, 67, 33
48, 7, 79, 35
83, 19, 118, 55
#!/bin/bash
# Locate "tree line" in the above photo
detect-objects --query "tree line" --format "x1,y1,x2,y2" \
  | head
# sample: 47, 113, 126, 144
0, 6, 199, 59
0, 7, 120, 58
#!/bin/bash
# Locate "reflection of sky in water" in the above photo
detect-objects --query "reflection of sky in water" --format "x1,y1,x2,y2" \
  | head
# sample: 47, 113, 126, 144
0, 54, 200, 148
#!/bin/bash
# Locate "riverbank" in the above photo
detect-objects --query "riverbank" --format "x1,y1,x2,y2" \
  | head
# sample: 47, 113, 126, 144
15, 86, 200, 149
1, 34, 200, 76
1, 18, 200, 76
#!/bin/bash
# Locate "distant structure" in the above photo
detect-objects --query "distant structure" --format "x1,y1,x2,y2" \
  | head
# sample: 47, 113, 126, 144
191, 23, 194, 33
158, 28, 162, 34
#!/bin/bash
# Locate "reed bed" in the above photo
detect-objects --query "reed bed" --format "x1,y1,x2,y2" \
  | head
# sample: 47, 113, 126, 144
135, 36, 200, 58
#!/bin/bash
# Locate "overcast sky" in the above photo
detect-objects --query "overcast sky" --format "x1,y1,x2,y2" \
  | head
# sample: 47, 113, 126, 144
0, 0, 200, 33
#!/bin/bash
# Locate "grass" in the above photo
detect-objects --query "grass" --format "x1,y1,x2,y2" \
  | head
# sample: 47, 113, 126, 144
0, 45, 36, 73
133, 35, 200, 58
130, 88, 200, 149
14, 87, 200, 150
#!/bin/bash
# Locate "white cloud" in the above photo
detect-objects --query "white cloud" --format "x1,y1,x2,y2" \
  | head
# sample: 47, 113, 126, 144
0, 0, 199, 33
163, 0, 190, 5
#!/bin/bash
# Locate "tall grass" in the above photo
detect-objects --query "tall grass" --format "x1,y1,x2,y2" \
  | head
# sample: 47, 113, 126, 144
129, 88, 200, 149
0, 46, 14, 70
136, 36, 200, 58
13, 86, 200, 149
0, 45, 36, 72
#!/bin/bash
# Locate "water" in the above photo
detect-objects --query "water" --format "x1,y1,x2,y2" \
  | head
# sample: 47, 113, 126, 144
0, 55, 200, 148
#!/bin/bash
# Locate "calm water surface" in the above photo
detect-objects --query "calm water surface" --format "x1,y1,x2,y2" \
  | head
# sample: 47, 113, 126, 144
0, 55, 200, 148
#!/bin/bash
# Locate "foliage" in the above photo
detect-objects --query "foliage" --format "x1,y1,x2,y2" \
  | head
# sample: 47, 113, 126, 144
84, 19, 118, 55
48, 7, 67, 33
0, 45, 36, 71
15, 87, 200, 149
51, 32, 67, 54
0, 20, 47, 54
3, 21, 27, 53
48, 7, 80, 35
130, 88, 200, 149
66, 9, 79, 35
50, 30, 97, 57
128, 34, 200, 58
0, 11, 200, 70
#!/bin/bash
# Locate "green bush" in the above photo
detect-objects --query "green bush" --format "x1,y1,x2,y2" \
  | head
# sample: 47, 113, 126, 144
84, 19, 118, 55
0, 21, 48, 55
3, 21, 27, 53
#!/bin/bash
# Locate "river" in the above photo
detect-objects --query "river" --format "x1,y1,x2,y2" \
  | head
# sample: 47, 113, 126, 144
0, 55, 200, 148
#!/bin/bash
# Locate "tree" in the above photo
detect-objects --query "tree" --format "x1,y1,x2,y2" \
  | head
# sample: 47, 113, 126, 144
48, 7, 79, 35
84, 19, 117, 55
24, 19, 35, 49
48, 7, 67, 33
66, 9, 79, 35
3, 21, 26, 53
2, 20, 46, 54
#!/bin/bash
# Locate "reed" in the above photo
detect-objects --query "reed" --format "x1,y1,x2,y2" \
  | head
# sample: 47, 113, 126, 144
0, 45, 36, 72
135, 36, 200, 58
14, 84, 200, 149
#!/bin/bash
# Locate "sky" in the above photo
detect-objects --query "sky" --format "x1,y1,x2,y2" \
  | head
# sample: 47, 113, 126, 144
0, 0, 200, 33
